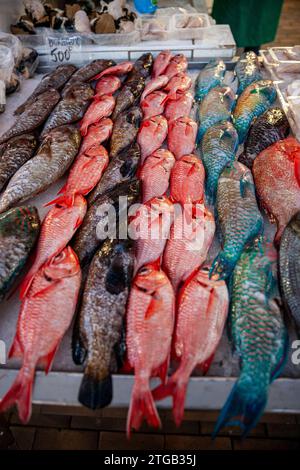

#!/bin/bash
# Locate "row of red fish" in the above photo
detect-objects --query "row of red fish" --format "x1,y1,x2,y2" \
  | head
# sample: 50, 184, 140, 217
126, 51, 229, 435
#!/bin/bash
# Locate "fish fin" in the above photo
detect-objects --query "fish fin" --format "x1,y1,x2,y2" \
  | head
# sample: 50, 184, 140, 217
58, 183, 68, 195
209, 252, 235, 281
213, 375, 267, 439
152, 356, 170, 384
74, 217, 82, 230
127, 380, 161, 437
274, 225, 285, 247
162, 92, 176, 105
270, 330, 289, 382
9, 334, 23, 359
31, 280, 60, 299
152, 376, 188, 427
0, 366, 34, 423
80, 123, 89, 137
294, 154, 300, 187
144, 297, 161, 320
198, 353, 215, 375
19, 274, 35, 300
44, 194, 70, 208
39, 342, 60, 374
78, 373, 112, 410
120, 354, 134, 373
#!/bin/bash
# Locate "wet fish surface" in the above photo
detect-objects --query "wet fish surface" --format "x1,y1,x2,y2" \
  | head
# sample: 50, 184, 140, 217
62, 59, 115, 96
195, 59, 226, 101
112, 76, 145, 120
110, 107, 142, 158
235, 51, 262, 95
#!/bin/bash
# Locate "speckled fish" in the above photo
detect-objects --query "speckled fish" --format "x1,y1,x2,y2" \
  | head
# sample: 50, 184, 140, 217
126, 53, 153, 81
88, 144, 140, 205
253, 137, 300, 245
163, 205, 215, 291
0, 134, 37, 192
0, 247, 81, 423
110, 107, 142, 158
279, 211, 300, 332
152, 50, 172, 78
14, 64, 77, 115
41, 83, 94, 138
195, 59, 226, 102
80, 94, 115, 136
79, 118, 113, 154
0, 206, 40, 300
126, 264, 174, 435
141, 91, 167, 119
62, 59, 115, 96
0, 89, 60, 145
235, 51, 262, 95
238, 108, 290, 169
95, 75, 121, 96
137, 115, 168, 164
197, 86, 235, 142
168, 117, 197, 159
0, 126, 81, 214
233, 80, 277, 143
210, 161, 263, 280
164, 92, 193, 121
73, 179, 140, 268
200, 121, 238, 204
140, 149, 175, 203
111, 76, 145, 120
214, 241, 287, 437
20, 195, 86, 299
153, 267, 228, 425
90, 61, 133, 81
164, 54, 188, 80
140, 75, 169, 102
73, 238, 134, 409
170, 154, 205, 205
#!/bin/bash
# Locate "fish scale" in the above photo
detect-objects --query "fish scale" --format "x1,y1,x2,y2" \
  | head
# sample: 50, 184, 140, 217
195, 59, 226, 102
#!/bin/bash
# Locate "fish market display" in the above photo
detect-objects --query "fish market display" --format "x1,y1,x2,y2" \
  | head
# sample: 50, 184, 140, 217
0, 247, 81, 423
95, 76, 121, 96
0, 89, 60, 144
195, 59, 226, 102
163, 205, 215, 291
152, 50, 172, 78
14, 64, 77, 115
88, 144, 140, 205
112, 76, 145, 120
164, 92, 193, 122
0, 126, 81, 214
279, 211, 300, 332
63, 59, 115, 96
235, 51, 262, 95
41, 83, 94, 138
253, 137, 300, 244
153, 268, 228, 424
0, 134, 37, 192
126, 264, 175, 434
211, 161, 263, 280
164, 73, 192, 102
233, 80, 277, 143
110, 107, 142, 158
139, 149, 175, 203
0, 206, 40, 300
137, 115, 168, 163
238, 108, 290, 169
200, 121, 238, 204
141, 91, 167, 119
170, 155, 205, 205
164, 54, 188, 80
168, 117, 197, 160
127, 53, 153, 80
73, 238, 134, 409
197, 86, 235, 142
79, 118, 113, 154
91, 61, 133, 81
140, 75, 169, 102
214, 242, 287, 437
80, 94, 115, 136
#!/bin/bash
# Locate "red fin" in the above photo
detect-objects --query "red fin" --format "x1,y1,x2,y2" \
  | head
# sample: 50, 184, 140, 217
39, 342, 61, 374
80, 124, 89, 137
294, 154, 300, 187
198, 353, 214, 375
152, 356, 170, 384
44, 194, 74, 208
126, 379, 161, 437
19, 274, 34, 300
0, 366, 34, 423
58, 183, 68, 195
74, 217, 83, 230
144, 297, 160, 320
9, 334, 23, 359
152, 376, 187, 427
119, 355, 134, 374
31, 280, 60, 299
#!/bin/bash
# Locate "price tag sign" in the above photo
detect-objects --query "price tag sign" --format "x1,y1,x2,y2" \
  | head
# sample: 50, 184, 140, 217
47, 35, 82, 64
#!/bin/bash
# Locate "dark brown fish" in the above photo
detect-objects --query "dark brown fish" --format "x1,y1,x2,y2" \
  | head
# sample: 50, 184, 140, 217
88, 143, 140, 205
110, 107, 142, 158
14, 64, 77, 115
127, 53, 153, 81
111, 76, 145, 120
0, 89, 60, 145
62, 59, 115, 96
73, 179, 140, 268
41, 83, 94, 138
73, 238, 134, 409
0, 126, 81, 213
0, 134, 37, 192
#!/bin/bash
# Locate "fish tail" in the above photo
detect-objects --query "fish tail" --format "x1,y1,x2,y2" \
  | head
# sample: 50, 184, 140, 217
80, 123, 89, 137
213, 373, 268, 438
0, 365, 34, 423
210, 252, 235, 280
152, 374, 188, 427
274, 225, 285, 247
19, 272, 35, 299
127, 377, 161, 437
44, 193, 74, 208
78, 370, 113, 410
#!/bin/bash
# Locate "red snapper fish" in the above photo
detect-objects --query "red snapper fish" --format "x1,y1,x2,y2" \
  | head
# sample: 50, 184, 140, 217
80, 94, 115, 136
165, 92, 193, 121
95, 75, 121, 96
163, 205, 215, 291
79, 118, 113, 153
163, 73, 192, 103
126, 264, 175, 434
170, 154, 205, 205
164, 54, 188, 80
0, 247, 81, 423
20, 195, 86, 298
140, 75, 169, 102
90, 61, 133, 80
152, 50, 173, 78
130, 195, 174, 274
253, 137, 300, 244
153, 267, 228, 425
168, 117, 197, 159
139, 149, 175, 202
141, 91, 167, 119
137, 115, 168, 163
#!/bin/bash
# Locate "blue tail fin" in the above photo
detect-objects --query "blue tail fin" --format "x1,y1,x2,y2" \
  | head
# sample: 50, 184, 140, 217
213, 376, 267, 438
209, 251, 236, 281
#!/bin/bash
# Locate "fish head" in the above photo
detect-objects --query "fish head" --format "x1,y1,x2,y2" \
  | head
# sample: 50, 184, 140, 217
44, 246, 80, 280
134, 264, 168, 293
3, 206, 40, 236
249, 80, 276, 102
146, 195, 174, 217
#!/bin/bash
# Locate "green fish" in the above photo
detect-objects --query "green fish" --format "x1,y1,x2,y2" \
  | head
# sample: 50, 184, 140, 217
214, 240, 288, 437
210, 161, 263, 280
235, 51, 262, 95
195, 59, 226, 102
0, 206, 40, 299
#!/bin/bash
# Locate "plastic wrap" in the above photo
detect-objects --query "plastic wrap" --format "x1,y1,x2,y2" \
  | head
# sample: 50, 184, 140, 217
0, 46, 14, 85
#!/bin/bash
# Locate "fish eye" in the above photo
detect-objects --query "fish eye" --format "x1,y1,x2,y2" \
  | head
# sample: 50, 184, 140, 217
139, 267, 150, 275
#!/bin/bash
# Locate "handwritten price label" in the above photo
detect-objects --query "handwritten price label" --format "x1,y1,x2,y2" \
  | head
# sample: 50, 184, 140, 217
47, 36, 82, 63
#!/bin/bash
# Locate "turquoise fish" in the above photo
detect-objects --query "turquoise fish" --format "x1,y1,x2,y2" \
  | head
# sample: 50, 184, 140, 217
194, 59, 226, 102
235, 51, 262, 95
